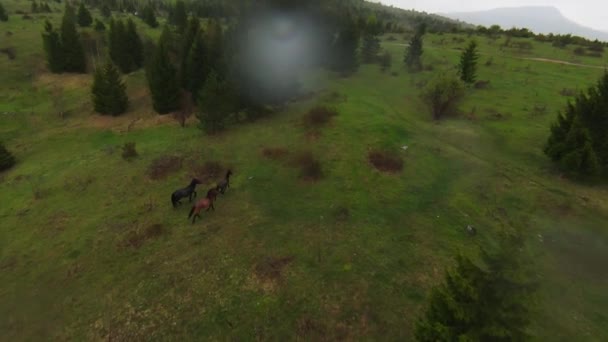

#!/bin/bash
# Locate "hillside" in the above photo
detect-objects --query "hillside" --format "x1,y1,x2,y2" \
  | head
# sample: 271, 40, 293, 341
2, 0, 608, 340
445, 6, 608, 41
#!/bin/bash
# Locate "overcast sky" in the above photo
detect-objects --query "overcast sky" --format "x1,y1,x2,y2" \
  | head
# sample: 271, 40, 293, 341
376, 0, 608, 31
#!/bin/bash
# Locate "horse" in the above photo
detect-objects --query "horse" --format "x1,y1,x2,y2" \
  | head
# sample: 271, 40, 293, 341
171, 178, 202, 207
188, 188, 219, 224
217, 170, 232, 194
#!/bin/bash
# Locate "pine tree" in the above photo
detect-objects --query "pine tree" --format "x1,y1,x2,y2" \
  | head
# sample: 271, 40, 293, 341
42, 20, 63, 73
126, 18, 143, 70
91, 61, 128, 116
101, 4, 111, 18
0, 142, 16, 172
185, 30, 208, 96
31, 0, 39, 13
560, 117, 601, 178
379, 50, 392, 72
196, 70, 233, 133
404, 24, 425, 71
331, 20, 360, 74
179, 16, 200, 87
361, 33, 381, 64
415, 233, 536, 341
206, 19, 224, 78
173, 0, 187, 33
94, 18, 105, 32
459, 40, 480, 85
146, 26, 180, 114
60, 4, 87, 73
77, 2, 92, 27
0, 1, 9, 21
141, 4, 158, 28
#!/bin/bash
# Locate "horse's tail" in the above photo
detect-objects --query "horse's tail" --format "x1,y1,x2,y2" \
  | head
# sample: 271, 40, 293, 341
188, 206, 195, 219
171, 193, 176, 207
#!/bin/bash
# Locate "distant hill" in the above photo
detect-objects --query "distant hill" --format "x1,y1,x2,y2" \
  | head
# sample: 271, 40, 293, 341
444, 6, 608, 41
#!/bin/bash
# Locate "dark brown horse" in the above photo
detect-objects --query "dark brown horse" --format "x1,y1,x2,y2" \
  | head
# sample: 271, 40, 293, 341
188, 188, 219, 224
217, 170, 232, 194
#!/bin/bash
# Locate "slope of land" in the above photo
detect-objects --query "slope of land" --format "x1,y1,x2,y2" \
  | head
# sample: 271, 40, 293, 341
1, 2, 608, 340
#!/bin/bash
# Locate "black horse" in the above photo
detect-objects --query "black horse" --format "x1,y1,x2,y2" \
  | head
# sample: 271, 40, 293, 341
171, 178, 202, 207
216, 170, 232, 194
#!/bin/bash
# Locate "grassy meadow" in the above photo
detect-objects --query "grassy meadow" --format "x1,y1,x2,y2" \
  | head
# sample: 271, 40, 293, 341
1, 2, 608, 340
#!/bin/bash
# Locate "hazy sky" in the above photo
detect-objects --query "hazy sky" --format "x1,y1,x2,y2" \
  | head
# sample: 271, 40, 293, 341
376, 0, 608, 31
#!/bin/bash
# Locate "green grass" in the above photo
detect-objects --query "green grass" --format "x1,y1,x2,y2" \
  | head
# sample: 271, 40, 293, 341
2, 5, 608, 340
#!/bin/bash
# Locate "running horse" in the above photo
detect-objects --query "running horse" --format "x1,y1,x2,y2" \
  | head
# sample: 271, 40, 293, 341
171, 178, 202, 207
188, 188, 219, 224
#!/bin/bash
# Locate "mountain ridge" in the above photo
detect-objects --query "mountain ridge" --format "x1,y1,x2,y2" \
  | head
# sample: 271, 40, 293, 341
444, 6, 608, 41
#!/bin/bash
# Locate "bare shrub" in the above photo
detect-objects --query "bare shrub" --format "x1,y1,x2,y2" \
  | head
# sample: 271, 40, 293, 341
303, 106, 338, 128
474, 80, 491, 89
421, 73, 465, 120
121, 142, 137, 161
291, 151, 323, 181
147, 155, 183, 180
559, 88, 576, 96
262, 147, 289, 161
369, 150, 403, 173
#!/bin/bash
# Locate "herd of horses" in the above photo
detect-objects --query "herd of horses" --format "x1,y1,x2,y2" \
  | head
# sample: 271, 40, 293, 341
171, 170, 232, 223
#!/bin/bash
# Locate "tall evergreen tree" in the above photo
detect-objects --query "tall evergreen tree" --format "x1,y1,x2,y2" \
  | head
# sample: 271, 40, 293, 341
459, 40, 480, 85
205, 19, 224, 78
331, 19, 360, 74
404, 24, 425, 71
173, 0, 187, 32
545, 72, 608, 179
415, 233, 536, 341
196, 70, 233, 133
179, 16, 200, 87
92, 61, 129, 116
0, 1, 9, 21
77, 2, 92, 27
126, 18, 143, 69
146, 26, 180, 114
361, 33, 381, 64
185, 30, 208, 96
60, 4, 87, 73
101, 4, 111, 18
141, 4, 158, 28
0, 142, 16, 172
94, 18, 105, 32
42, 20, 63, 73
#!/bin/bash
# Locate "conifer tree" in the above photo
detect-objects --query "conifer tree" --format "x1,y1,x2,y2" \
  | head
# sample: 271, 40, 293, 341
379, 50, 392, 72
173, 0, 187, 32
146, 26, 180, 114
0, 142, 16, 172
185, 30, 208, 96
126, 18, 143, 70
196, 70, 233, 133
0, 2, 8, 22
331, 19, 360, 74
91, 61, 128, 115
141, 4, 158, 28
101, 4, 111, 18
404, 23, 425, 71
31, 0, 39, 13
206, 19, 224, 77
60, 4, 87, 73
415, 233, 536, 341
94, 18, 105, 32
77, 2, 92, 27
42, 20, 63, 73
179, 16, 200, 87
361, 33, 380, 64
109, 19, 129, 72
459, 40, 480, 85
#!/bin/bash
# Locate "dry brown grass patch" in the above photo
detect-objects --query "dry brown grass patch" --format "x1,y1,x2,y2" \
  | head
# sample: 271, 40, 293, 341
368, 150, 403, 173
303, 106, 338, 128
192, 161, 224, 183
261, 147, 289, 161
120, 224, 166, 250
147, 155, 182, 180
255, 256, 294, 282
291, 151, 323, 181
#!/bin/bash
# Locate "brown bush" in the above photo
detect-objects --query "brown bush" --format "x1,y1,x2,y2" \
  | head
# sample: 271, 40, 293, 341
262, 147, 289, 161
369, 150, 403, 173
0, 47, 16, 60
147, 155, 183, 180
120, 224, 166, 249
121, 142, 137, 160
560, 88, 576, 96
474, 80, 491, 89
193, 161, 224, 183
303, 106, 338, 128
292, 151, 323, 181
255, 256, 294, 282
